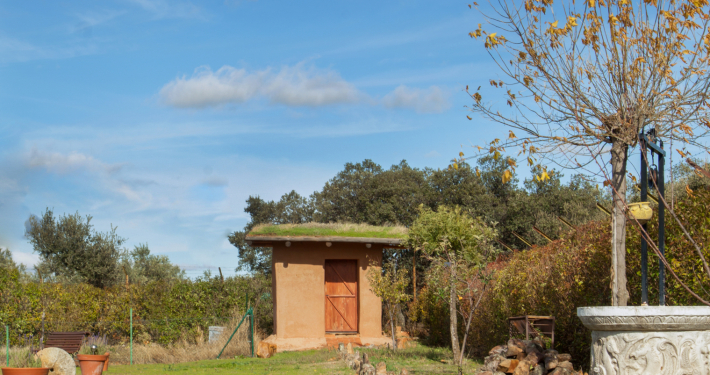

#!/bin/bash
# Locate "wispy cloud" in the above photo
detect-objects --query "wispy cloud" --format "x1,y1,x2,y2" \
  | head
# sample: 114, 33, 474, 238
127, 0, 206, 20
382, 85, 450, 113
73, 10, 126, 35
0, 35, 98, 63
26, 148, 122, 175
160, 64, 362, 108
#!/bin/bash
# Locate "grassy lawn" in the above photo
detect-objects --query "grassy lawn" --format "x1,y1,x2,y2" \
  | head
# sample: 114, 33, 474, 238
91, 349, 350, 375
91, 345, 481, 375
359, 345, 481, 374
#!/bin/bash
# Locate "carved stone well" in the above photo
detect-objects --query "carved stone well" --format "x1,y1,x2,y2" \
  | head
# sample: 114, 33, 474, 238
578, 306, 710, 375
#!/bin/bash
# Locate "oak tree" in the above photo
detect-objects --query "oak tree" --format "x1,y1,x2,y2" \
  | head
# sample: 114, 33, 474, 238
467, 0, 710, 305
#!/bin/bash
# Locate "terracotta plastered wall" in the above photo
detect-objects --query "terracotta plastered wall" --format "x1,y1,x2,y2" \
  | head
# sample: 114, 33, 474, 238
271, 241, 383, 338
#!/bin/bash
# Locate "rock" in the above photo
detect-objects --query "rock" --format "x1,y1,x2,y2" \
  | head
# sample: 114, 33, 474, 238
532, 337, 546, 350
530, 364, 544, 375
399, 370, 410, 375
338, 343, 345, 353
544, 349, 559, 358
545, 357, 558, 371
347, 343, 355, 355
478, 372, 493, 375
506, 344, 523, 358
508, 339, 525, 350
557, 353, 572, 362
360, 363, 376, 375
512, 360, 530, 375
376, 362, 387, 375
498, 359, 519, 373
549, 368, 571, 375
396, 337, 412, 349
363, 353, 370, 365
36, 348, 76, 375
256, 341, 277, 358
484, 355, 506, 372
524, 352, 541, 364
557, 361, 574, 371
489, 345, 507, 356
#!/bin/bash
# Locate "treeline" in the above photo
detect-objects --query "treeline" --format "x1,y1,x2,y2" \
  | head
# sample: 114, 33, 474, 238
229, 157, 610, 273
20, 208, 184, 288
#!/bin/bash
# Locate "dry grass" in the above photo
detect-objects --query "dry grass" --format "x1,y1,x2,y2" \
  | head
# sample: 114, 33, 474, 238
0, 346, 43, 368
107, 318, 261, 365
249, 222, 408, 239
0, 317, 260, 367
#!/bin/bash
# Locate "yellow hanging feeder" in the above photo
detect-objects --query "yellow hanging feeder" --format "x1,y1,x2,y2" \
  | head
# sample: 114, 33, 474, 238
627, 202, 653, 224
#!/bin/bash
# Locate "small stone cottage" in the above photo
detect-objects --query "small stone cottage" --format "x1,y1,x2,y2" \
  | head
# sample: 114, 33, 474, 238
245, 223, 405, 352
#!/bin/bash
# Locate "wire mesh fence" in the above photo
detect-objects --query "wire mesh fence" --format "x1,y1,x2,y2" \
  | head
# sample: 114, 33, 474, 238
1, 312, 257, 366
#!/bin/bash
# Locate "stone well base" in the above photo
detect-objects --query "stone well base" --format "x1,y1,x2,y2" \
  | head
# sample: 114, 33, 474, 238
578, 306, 710, 375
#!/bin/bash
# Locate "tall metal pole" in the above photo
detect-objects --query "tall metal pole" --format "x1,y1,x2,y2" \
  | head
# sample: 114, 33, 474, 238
5, 325, 9, 367
130, 308, 133, 365
658, 140, 666, 306
640, 138, 649, 305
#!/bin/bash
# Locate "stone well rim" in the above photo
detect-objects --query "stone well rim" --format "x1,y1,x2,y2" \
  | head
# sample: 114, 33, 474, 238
578, 306, 710, 331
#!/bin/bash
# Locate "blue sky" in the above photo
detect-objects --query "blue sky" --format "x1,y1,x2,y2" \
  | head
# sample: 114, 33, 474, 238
0, 0, 505, 277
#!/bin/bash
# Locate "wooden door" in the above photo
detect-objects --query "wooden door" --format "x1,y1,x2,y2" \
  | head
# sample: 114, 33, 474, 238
324, 259, 358, 333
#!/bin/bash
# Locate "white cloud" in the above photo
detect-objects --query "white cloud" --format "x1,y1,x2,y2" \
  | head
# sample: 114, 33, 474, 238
26, 148, 121, 174
159, 64, 362, 108
382, 85, 451, 114
11, 251, 39, 267
424, 150, 441, 158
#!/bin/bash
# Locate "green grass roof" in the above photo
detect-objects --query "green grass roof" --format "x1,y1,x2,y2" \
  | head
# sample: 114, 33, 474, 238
247, 223, 408, 239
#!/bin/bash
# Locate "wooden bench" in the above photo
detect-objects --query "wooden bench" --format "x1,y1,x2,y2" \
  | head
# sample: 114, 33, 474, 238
42, 332, 89, 355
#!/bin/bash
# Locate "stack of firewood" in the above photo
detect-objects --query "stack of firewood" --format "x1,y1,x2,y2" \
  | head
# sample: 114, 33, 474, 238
477, 338, 586, 375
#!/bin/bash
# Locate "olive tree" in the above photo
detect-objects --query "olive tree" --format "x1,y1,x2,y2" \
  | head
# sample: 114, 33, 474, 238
366, 255, 411, 350
405, 205, 497, 366
467, 0, 710, 305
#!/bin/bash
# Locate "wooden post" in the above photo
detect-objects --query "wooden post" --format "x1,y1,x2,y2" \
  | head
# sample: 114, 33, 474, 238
218, 267, 224, 283
122, 266, 129, 288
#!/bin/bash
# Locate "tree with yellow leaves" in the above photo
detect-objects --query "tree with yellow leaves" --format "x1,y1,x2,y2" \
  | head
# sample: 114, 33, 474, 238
467, 0, 710, 306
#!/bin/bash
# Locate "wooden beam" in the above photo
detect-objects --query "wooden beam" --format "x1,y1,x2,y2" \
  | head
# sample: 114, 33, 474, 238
496, 239, 514, 252
532, 226, 553, 243
596, 203, 612, 217
557, 216, 576, 231
512, 232, 533, 248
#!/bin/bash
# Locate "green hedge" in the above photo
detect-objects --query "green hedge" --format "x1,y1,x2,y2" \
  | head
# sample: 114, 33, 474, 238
0, 273, 272, 346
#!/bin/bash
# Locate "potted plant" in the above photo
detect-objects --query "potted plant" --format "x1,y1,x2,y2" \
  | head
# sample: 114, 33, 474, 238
2, 348, 50, 375
76, 345, 108, 375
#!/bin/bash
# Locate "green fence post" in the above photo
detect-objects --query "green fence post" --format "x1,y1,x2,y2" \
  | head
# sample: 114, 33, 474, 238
130, 308, 133, 365
216, 309, 250, 359
5, 325, 9, 367
249, 309, 254, 357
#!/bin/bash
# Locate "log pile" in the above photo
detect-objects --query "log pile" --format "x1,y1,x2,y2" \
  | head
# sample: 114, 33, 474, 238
476, 338, 586, 375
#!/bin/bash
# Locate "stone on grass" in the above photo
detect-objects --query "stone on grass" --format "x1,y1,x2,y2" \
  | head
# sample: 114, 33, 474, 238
399, 369, 410, 375
347, 343, 354, 355
376, 361, 387, 375
530, 364, 544, 375
557, 353, 571, 362
37, 347, 76, 375
360, 363, 376, 375
256, 341, 277, 358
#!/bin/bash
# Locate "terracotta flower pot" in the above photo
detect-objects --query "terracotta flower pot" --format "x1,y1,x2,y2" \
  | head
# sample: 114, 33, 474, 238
102, 352, 110, 371
1, 368, 50, 375
77, 354, 109, 375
